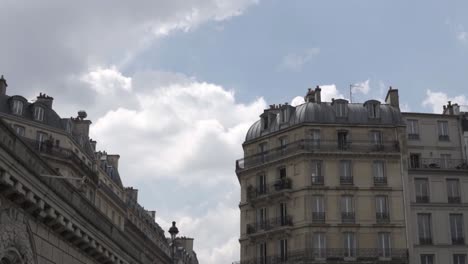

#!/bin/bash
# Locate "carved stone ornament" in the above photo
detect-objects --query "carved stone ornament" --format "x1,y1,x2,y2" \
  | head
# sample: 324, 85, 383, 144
0, 200, 37, 264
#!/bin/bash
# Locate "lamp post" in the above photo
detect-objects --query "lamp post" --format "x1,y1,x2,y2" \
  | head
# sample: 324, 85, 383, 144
168, 221, 179, 264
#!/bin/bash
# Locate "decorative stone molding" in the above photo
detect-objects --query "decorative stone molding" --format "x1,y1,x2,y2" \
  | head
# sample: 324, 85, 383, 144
0, 204, 37, 264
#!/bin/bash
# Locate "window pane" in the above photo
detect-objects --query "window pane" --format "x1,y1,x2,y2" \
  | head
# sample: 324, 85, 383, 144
417, 214, 432, 242
373, 161, 385, 178
447, 179, 460, 197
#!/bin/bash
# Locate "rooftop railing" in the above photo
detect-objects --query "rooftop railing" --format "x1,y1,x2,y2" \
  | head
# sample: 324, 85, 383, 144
409, 158, 468, 170
236, 139, 400, 172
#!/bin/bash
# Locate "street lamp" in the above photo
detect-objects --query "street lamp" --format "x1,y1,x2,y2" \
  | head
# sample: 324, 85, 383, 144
168, 221, 179, 264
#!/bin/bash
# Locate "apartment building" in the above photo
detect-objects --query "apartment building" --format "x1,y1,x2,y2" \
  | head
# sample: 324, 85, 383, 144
403, 102, 468, 264
236, 87, 409, 264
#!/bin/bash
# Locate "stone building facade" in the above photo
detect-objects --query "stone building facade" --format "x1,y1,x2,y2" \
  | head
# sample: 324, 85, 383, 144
236, 87, 409, 263
0, 75, 197, 264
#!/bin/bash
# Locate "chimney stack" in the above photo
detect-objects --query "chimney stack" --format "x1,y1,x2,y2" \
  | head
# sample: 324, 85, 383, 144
107, 154, 120, 169
304, 88, 316, 103
314, 85, 321, 103
72, 111, 92, 139
0, 75, 7, 96
36, 93, 54, 108
385, 86, 399, 108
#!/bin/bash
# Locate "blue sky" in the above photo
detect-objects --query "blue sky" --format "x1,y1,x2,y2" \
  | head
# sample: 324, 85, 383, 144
1, 1, 468, 263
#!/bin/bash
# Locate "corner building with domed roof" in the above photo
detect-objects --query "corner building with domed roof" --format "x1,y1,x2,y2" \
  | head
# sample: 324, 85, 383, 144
236, 87, 409, 264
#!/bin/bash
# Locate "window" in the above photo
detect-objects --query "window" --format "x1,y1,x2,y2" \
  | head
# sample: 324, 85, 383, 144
440, 154, 451, 169
36, 131, 48, 151
410, 153, 421, 169
312, 196, 325, 223
343, 232, 356, 257
12, 100, 23, 115
373, 161, 386, 185
420, 254, 434, 264
370, 131, 383, 150
279, 202, 288, 226
262, 116, 269, 130
447, 179, 461, 203
313, 233, 326, 258
341, 196, 355, 223
450, 214, 464, 245
378, 232, 391, 258
13, 125, 25, 137
257, 242, 267, 264
279, 239, 288, 261
376, 196, 389, 222
415, 178, 429, 203
335, 101, 348, 118
34, 106, 44, 121
278, 167, 287, 179
407, 119, 419, 140
438, 120, 449, 141
258, 142, 268, 163
310, 129, 321, 149
337, 131, 350, 150
454, 254, 466, 264
256, 207, 267, 230
417, 213, 432, 244
280, 108, 289, 123
279, 137, 288, 155
367, 102, 380, 118
310, 160, 323, 185
257, 173, 267, 195
339, 160, 353, 184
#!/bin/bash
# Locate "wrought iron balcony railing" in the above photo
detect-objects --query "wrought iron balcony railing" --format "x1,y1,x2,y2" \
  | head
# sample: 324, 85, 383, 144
312, 212, 326, 223
416, 196, 429, 203
246, 178, 292, 201
409, 158, 468, 170
373, 176, 387, 186
376, 212, 390, 223
448, 196, 461, 204
408, 133, 420, 140
341, 212, 355, 224
311, 175, 324, 185
236, 248, 408, 264
419, 237, 432, 245
452, 237, 465, 245
236, 139, 400, 171
340, 176, 353, 185
439, 135, 450, 141
246, 216, 293, 234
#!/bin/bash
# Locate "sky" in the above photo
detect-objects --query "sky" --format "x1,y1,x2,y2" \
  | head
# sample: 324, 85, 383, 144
1, 1, 468, 263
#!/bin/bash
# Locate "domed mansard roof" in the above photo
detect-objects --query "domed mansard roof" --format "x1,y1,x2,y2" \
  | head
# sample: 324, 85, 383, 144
245, 100, 403, 142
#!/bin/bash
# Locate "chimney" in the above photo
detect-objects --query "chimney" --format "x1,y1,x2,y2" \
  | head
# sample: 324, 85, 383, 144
443, 101, 460, 115
385, 86, 399, 108
177, 237, 194, 253
146, 210, 156, 221
0, 75, 7, 96
314, 85, 321, 103
304, 88, 316, 103
107, 154, 120, 169
72, 111, 92, 139
36, 93, 54, 108
90, 140, 97, 151
125, 187, 138, 202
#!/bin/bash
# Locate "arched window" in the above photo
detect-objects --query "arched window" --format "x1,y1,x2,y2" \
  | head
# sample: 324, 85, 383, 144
33, 106, 44, 121
12, 100, 23, 115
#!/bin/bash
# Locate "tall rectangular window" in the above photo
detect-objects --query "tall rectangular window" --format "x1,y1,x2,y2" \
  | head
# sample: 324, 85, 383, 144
376, 196, 389, 222
407, 119, 419, 139
340, 160, 353, 184
378, 232, 391, 258
12, 100, 23, 115
256, 207, 267, 230
36, 131, 48, 151
312, 196, 325, 223
34, 106, 44, 121
450, 214, 465, 245
343, 232, 356, 257
438, 120, 449, 140
440, 154, 452, 169
415, 178, 429, 203
310, 160, 323, 184
257, 173, 267, 195
258, 142, 268, 163
310, 129, 321, 149
279, 202, 288, 226
420, 255, 434, 264
373, 161, 386, 185
454, 254, 467, 264
410, 153, 420, 168
418, 213, 432, 244
337, 131, 350, 150
13, 125, 25, 137
257, 242, 267, 264
341, 196, 355, 223
279, 239, 288, 261
278, 136, 288, 155
447, 179, 461, 203
313, 233, 326, 258
370, 130, 383, 145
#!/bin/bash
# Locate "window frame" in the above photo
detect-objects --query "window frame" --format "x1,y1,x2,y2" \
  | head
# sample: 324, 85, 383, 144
12, 99, 23, 115
33, 106, 45, 121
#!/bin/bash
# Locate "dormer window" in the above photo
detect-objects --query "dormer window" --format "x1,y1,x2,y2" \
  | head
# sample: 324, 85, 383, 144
34, 106, 44, 121
12, 100, 23, 115
280, 108, 289, 123
333, 100, 348, 118
262, 115, 269, 130
365, 100, 381, 119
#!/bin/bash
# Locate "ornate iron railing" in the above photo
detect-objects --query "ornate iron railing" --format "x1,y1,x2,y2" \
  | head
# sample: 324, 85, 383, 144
236, 139, 400, 171
246, 216, 293, 234
452, 237, 465, 245
341, 212, 355, 223
247, 178, 292, 201
376, 212, 390, 223
340, 176, 354, 185
419, 237, 432, 245
416, 196, 429, 203
312, 212, 326, 223
409, 158, 468, 170
311, 175, 324, 185
374, 176, 387, 185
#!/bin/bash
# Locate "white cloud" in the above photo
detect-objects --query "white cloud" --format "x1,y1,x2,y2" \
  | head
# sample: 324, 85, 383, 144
351, 79, 370, 95
457, 31, 468, 42
81, 66, 132, 95
291, 96, 305, 106
422, 89, 468, 113
320, 84, 346, 101
279, 48, 320, 71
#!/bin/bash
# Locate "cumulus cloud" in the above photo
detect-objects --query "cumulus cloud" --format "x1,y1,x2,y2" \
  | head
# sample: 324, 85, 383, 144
351, 79, 370, 95
81, 66, 132, 95
290, 84, 346, 106
279, 48, 320, 71
422, 89, 468, 113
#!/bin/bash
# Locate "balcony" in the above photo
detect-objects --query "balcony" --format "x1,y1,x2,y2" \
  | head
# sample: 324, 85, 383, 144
312, 212, 326, 223
341, 212, 355, 224
373, 177, 387, 186
247, 178, 292, 203
448, 196, 461, 204
340, 176, 353, 185
419, 237, 432, 245
236, 139, 400, 172
439, 135, 450, 141
408, 133, 420, 140
452, 237, 465, 245
311, 176, 324, 185
246, 216, 293, 235
416, 196, 429, 203
376, 212, 390, 223
409, 158, 468, 170
236, 248, 408, 264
